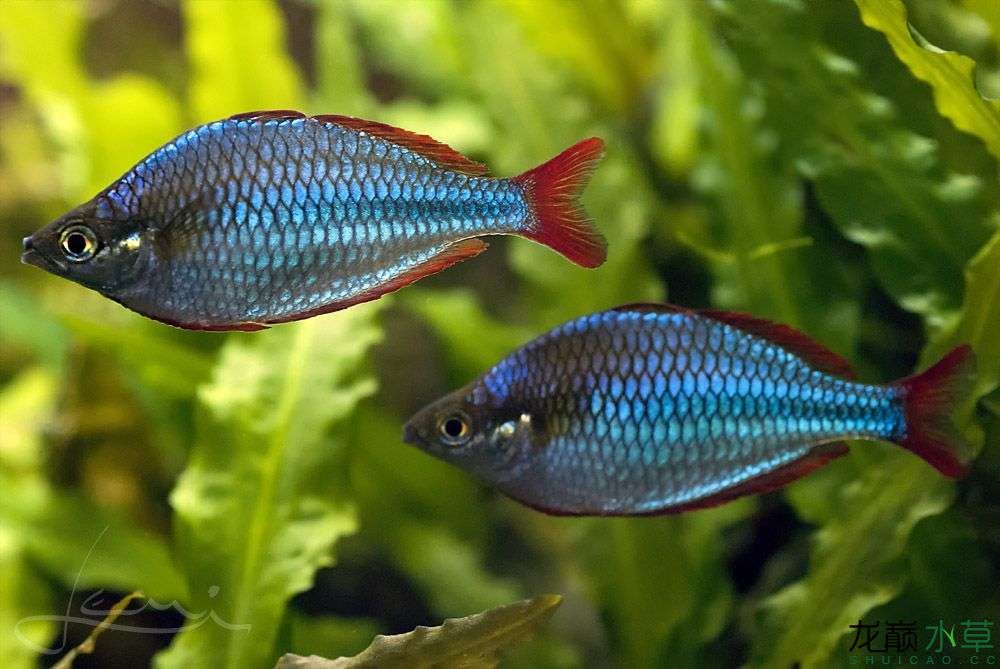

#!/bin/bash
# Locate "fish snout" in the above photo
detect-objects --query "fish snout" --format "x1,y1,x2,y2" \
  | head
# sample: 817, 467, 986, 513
402, 421, 420, 445
21, 235, 42, 267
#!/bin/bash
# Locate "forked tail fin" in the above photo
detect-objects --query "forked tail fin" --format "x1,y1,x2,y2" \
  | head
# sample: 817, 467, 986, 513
514, 137, 607, 268
893, 345, 977, 477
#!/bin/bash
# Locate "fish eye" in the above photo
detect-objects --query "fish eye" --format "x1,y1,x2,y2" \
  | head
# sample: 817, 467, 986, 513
438, 413, 470, 445
60, 225, 98, 261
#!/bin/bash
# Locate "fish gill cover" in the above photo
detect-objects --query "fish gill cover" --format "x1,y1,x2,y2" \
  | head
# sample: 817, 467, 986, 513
0, 1, 997, 668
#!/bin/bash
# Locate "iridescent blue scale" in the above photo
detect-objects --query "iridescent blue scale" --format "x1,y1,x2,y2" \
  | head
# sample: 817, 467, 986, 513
95, 113, 530, 326
473, 308, 906, 514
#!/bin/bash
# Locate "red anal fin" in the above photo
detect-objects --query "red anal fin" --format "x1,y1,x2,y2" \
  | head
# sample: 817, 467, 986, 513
662, 442, 849, 514
612, 303, 856, 379
314, 115, 489, 176
263, 238, 489, 326
105, 295, 270, 332
143, 314, 269, 332
189, 321, 268, 332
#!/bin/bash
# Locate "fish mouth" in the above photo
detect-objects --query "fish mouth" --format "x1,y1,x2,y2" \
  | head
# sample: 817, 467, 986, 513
21, 237, 66, 273
20, 247, 65, 273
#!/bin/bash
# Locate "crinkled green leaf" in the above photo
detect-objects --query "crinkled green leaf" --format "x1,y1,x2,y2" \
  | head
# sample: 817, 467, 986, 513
855, 0, 1000, 159
157, 307, 383, 669
686, 1, 860, 353
275, 594, 562, 669
719, 0, 997, 327
753, 464, 952, 668
184, 0, 303, 122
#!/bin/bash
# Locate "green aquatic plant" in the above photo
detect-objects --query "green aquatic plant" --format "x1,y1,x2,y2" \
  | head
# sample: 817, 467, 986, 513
276, 594, 563, 669
0, 0, 996, 667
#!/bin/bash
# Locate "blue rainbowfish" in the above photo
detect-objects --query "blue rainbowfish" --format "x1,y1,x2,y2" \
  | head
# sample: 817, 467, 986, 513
403, 304, 975, 516
21, 111, 606, 330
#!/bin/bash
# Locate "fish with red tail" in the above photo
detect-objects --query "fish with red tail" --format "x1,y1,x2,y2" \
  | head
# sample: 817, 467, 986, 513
403, 304, 976, 516
21, 111, 606, 330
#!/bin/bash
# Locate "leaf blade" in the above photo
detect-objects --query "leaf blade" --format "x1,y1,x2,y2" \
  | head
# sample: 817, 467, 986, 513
275, 594, 562, 669
157, 307, 383, 669
855, 0, 1000, 160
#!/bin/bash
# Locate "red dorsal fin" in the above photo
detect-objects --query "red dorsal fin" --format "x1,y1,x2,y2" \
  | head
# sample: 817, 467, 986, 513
701, 309, 856, 379
612, 303, 856, 379
314, 115, 489, 176
613, 302, 689, 315
228, 110, 307, 123
225, 111, 488, 176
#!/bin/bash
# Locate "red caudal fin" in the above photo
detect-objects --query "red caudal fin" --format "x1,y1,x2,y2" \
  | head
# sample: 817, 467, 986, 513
893, 345, 977, 478
514, 138, 607, 268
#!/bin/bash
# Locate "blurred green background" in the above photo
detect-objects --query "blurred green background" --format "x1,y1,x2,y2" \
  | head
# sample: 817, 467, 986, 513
1, 0, 998, 667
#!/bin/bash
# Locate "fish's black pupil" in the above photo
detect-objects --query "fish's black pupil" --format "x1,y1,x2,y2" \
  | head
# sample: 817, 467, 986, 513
66, 232, 87, 256
443, 417, 465, 438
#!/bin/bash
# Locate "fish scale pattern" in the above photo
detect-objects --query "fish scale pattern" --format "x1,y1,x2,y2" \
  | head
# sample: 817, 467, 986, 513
94, 115, 528, 324
477, 308, 905, 513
